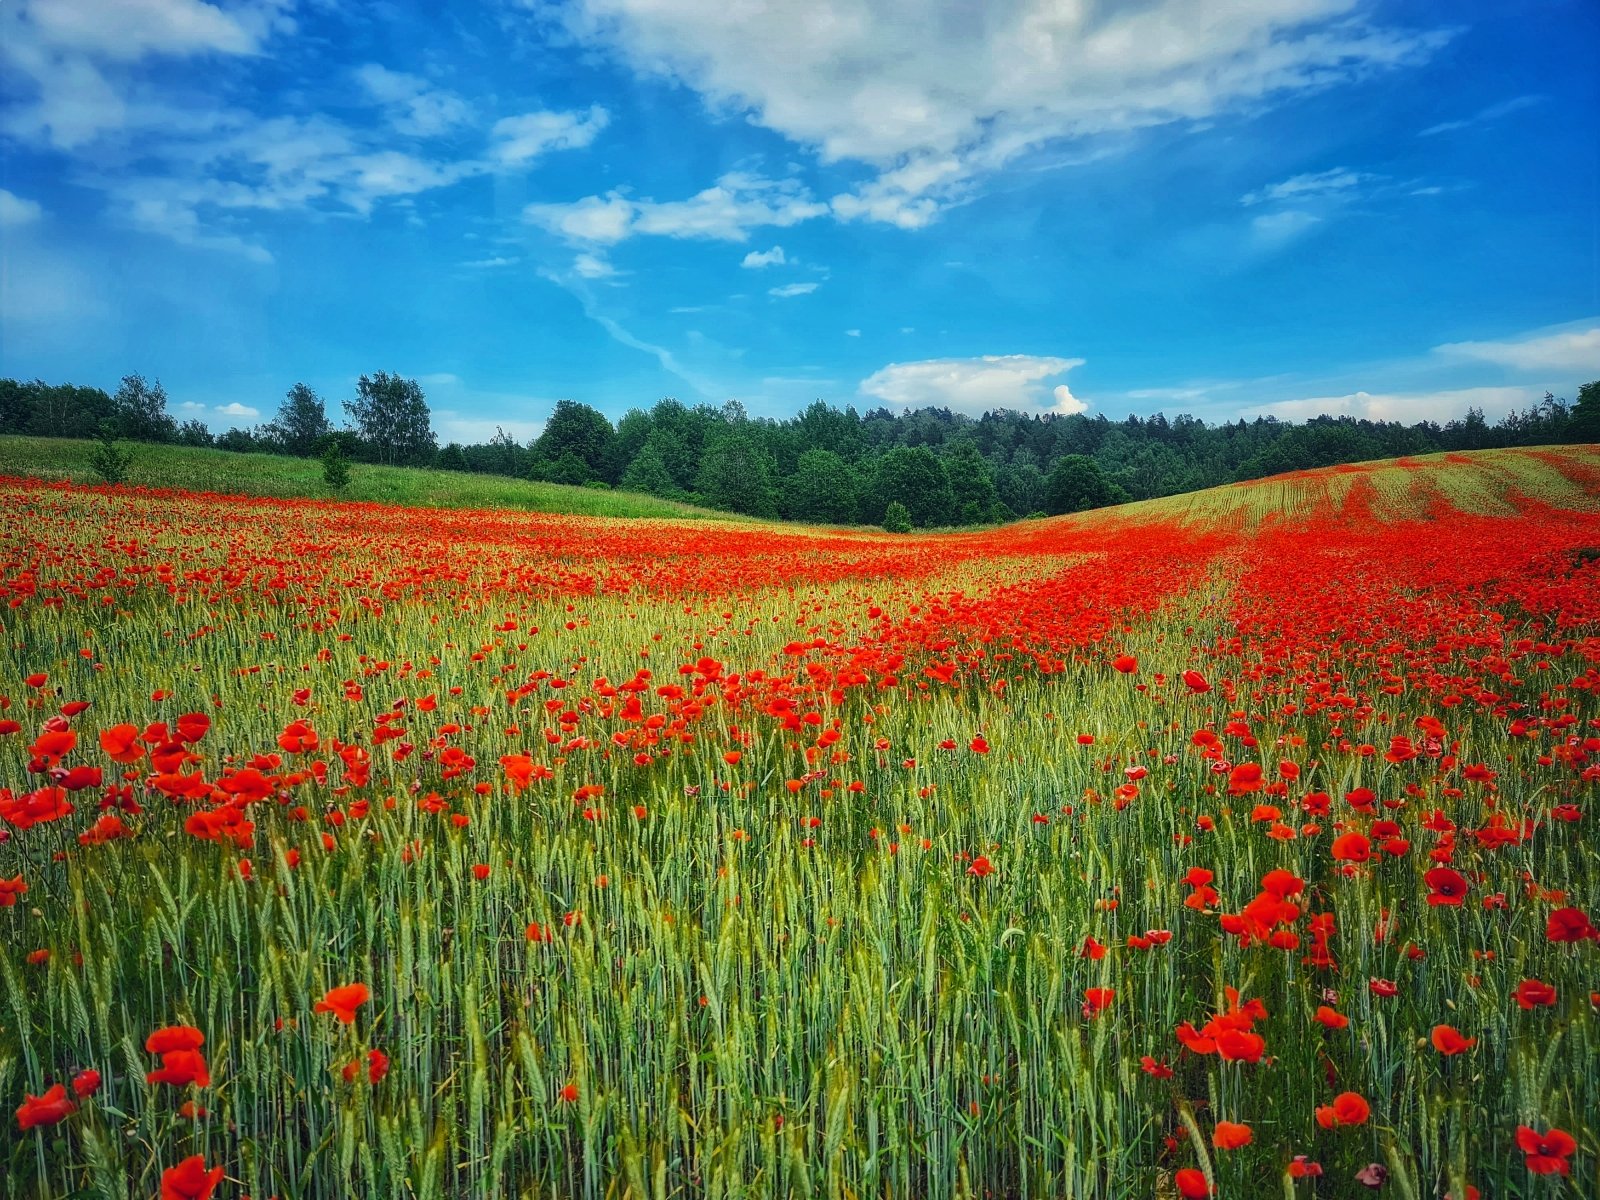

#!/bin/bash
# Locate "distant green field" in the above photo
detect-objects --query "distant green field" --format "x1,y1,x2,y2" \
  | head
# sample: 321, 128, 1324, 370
0, 435, 733, 521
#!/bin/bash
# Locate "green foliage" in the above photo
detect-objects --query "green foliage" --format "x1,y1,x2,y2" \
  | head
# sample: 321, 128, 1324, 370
321, 442, 352, 491
619, 442, 681, 499
882, 500, 913, 533
533, 400, 615, 480
86, 423, 133, 484
784, 449, 859, 523
347, 372, 436, 466
436, 443, 469, 472
944, 441, 999, 525
696, 431, 780, 517
112, 373, 177, 443
9, 373, 1599, 526
868, 446, 954, 527
1567, 380, 1600, 443
270, 382, 333, 456
1046, 454, 1127, 514
542, 452, 596, 487
176, 419, 214, 448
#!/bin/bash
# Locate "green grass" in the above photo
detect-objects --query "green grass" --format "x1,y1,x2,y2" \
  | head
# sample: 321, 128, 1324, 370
0, 436, 733, 521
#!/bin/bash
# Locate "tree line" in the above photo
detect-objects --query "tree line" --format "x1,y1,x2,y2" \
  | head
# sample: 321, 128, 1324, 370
2, 373, 1596, 527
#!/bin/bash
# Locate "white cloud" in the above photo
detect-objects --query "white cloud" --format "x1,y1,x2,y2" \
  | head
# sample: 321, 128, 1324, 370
490, 106, 610, 165
860, 354, 1088, 416
1241, 167, 1373, 206
1250, 209, 1320, 247
554, 0, 1448, 228
354, 63, 472, 137
0, 189, 44, 227
1247, 385, 1540, 426
0, 0, 286, 150
23, 0, 267, 62
526, 173, 828, 244
462, 255, 519, 268
741, 245, 786, 268
0, 2, 602, 258
844, 328, 861, 337
1420, 93, 1544, 137
769, 281, 818, 298
572, 252, 617, 279
215, 401, 259, 418
1050, 384, 1088, 415
1434, 322, 1600, 377
526, 193, 636, 243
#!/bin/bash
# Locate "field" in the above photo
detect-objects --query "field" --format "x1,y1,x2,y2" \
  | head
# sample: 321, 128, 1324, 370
0, 437, 729, 522
3, 444, 1599, 1199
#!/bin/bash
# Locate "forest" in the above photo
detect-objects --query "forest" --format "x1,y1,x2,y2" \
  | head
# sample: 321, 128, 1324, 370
3, 373, 1594, 527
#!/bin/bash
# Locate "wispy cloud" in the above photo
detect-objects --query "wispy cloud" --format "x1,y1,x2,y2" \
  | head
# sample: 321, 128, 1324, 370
0, 1, 610, 261
0, 189, 44, 227
526, 173, 827, 245
768, 281, 818, 298
1434, 320, 1600, 376
354, 63, 472, 137
1420, 94, 1545, 137
1241, 168, 1375, 207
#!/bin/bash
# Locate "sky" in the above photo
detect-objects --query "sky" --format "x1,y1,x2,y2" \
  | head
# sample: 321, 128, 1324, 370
1, 0, 1597, 444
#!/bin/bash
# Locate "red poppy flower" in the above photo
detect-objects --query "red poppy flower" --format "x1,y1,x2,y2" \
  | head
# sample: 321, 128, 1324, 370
559, 1082, 580, 1103
1212, 1121, 1252, 1150
1175, 1167, 1212, 1197
16, 1083, 76, 1131
98, 724, 145, 763
1430, 1025, 1477, 1055
1546, 906, 1596, 943
71, 1069, 101, 1099
147, 1050, 211, 1088
966, 855, 993, 878
315, 982, 370, 1024
1515, 1126, 1576, 1176
1331, 832, 1371, 862
1315, 1091, 1371, 1129
161, 1155, 225, 1200
1112, 654, 1138, 674
146, 1026, 205, 1055
1514, 979, 1556, 1009
1140, 1055, 1173, 1078
1181, 670, 1211, 694
1082, 987, 1114, 1018
1424, 867, 1468, 906
0, 875, 26, 907
367, 1048, 390, 1084
1314, 1005, 1350, 1030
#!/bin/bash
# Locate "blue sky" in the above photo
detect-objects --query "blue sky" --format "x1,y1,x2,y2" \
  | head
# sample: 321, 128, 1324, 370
1, 0, 1596, 443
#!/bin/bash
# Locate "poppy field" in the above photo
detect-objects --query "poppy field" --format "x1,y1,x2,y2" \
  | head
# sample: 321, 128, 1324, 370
4, 446, 1600, 1199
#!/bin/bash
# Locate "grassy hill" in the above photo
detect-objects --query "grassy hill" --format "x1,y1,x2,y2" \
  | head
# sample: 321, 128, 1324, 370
0, 435, 731, 521
4, 434, 1596, 532
1075, 443, 1600, 532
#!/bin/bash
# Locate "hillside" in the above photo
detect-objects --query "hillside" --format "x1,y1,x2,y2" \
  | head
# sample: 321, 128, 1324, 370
5, 434, 1597, 534
0, 435, 732, 522
1069, 443, 1600, 532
